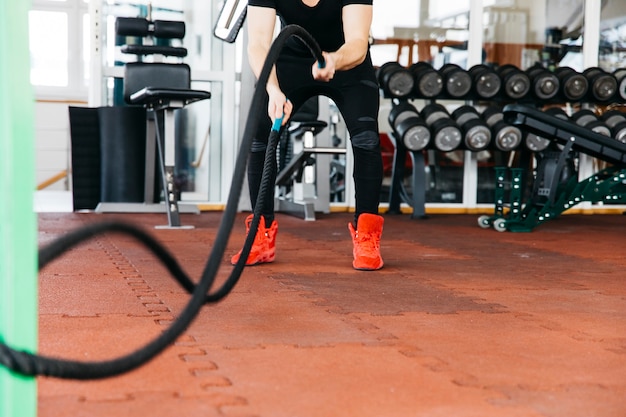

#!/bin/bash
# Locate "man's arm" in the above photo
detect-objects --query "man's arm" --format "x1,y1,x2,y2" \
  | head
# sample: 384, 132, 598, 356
247, 5, 292, 122
313, 4, 372, 81
246, 5, 276, 80
335, 4, 373, 70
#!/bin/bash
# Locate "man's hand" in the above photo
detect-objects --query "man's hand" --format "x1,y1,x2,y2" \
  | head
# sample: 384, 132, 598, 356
312, 51, 336, 82
267, 84, 292, 125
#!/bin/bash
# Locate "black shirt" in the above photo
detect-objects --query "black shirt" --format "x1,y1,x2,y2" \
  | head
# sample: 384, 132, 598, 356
247, 0, 372, 53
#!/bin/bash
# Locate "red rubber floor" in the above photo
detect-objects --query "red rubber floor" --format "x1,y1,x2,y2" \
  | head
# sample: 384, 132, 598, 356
36, 211, 626, 417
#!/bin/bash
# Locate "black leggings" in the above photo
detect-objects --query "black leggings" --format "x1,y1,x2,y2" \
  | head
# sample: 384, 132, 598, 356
248, 52, 383, 226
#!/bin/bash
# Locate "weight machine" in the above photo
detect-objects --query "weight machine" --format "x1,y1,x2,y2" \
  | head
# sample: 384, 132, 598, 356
274, 97, 347, 221
92, 17, 211, 229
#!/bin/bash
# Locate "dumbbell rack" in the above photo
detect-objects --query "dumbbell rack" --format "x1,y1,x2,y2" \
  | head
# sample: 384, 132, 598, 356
379, 60, 626, 230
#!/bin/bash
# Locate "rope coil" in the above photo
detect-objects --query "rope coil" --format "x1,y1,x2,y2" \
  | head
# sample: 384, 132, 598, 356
0, 25, 323, 380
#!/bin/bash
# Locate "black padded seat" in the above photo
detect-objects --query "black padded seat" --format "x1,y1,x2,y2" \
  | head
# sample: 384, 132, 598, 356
123, 62, 211, 106
129, 87, 211, 109
288, 120, 328, 139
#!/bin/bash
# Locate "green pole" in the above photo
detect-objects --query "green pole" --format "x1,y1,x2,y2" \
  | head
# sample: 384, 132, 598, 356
0, 0, 38, 416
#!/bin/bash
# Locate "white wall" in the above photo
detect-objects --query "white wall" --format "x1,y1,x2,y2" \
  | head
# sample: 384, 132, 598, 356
34, 101, 73, 191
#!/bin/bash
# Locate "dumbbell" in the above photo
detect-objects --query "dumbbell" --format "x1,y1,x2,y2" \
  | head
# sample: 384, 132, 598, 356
420, 103, 463, 152
612, 68, 626, 102
521, 105, 557, 151
451, 105, 492, 151
600, 109, 626, 143
544, 106, 569, 120
440, 63, 472, 99
526, 64, 560, 100
555, 66, 588, 102
409, 62, 443, 98
570, 109, 611, 136
481, 106, 523, 151
583, 67, 618, 102
468, 64, 501, 99
524, 132, 551, 152
498, 64, 531, 100
377, 62, 414, 99
387, 101, 431, 151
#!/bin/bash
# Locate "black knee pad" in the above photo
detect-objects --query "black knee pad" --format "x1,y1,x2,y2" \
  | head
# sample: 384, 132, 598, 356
351, 130, 380, 151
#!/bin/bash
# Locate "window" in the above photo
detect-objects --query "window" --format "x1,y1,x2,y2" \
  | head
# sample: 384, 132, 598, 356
29, 0, 90, 98
29, 10, 69, 87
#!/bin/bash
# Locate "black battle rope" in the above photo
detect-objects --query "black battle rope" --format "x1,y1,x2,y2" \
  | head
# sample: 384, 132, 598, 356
0, 25, 323, 380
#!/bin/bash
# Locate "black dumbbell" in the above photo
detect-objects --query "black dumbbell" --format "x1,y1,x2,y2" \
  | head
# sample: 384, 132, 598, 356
524, 132, 551, 152
388, 101, 431, 151
521, 105, 556, 151
497, 64, 530, 101
377, 62, 414, 99
451, 105, 492, 151
440, 63, 472, 99
421, 103, 462, 152
570, 109, 611, 136
555, 67, 588, 102
481, 106, 522, 151
600, 109, 626, 143
469, 64, 501, 99
526, 64, 560, 100
409, 62, 443, 98
612, 68, 626, 102
583, 67, 618, 102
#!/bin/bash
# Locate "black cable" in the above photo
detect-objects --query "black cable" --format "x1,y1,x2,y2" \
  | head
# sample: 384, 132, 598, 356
0, 24, 323, 380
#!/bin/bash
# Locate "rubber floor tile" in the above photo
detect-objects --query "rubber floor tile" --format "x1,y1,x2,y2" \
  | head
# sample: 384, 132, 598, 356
33, 211, 626, 417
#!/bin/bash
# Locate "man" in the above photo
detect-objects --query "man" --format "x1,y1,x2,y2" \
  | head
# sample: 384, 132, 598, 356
232, 0, 385, 271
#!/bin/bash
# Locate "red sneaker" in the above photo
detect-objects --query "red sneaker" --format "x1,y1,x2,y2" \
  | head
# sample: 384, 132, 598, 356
230, 215, 278, 266
348, 213, 384, 271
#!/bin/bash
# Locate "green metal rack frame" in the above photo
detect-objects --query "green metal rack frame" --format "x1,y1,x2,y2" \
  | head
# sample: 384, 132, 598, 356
480, 104, 626, 232
482, 164, 626, 232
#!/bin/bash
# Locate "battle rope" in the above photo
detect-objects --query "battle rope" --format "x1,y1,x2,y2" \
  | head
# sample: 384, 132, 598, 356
0, 25, 323, 380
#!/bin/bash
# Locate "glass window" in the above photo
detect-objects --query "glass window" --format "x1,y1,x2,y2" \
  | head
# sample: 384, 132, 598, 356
599, 0, 626, 72
29, 10, 68, 87
430, 0, 470, 22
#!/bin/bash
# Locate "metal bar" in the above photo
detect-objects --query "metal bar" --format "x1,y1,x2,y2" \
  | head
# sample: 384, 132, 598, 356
466, 0, 483, 68
144, 119, 157, 203
386, 132, 407, 214
509, 168, 523, 218
154, 110, 182, 227
494, 167, 507, 219
409, 151, 427, 219
0, 1, 38, 416
164, 109, 177, 167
